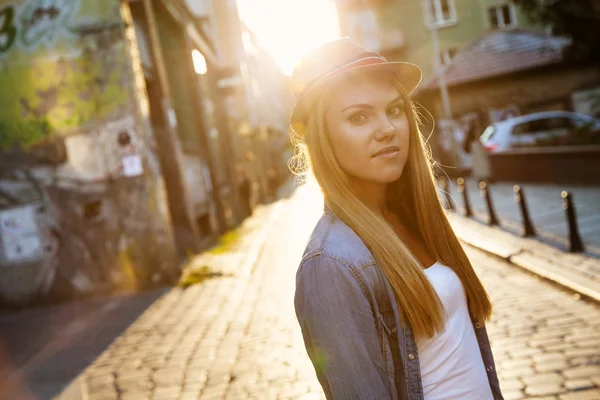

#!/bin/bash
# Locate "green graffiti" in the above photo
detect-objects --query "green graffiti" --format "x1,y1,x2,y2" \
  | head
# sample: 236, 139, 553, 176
0, 5, 17, 53
0, 0, 130, 151
0, 0, 79, 55
0, 48, 130, 150
0, 119, 51, 150
18, 0, 79, 49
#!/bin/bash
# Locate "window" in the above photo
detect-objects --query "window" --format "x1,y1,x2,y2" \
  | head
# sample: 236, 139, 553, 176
511, 117, 574, 147
488, 4, 516, 29
439, 47, 457, 66
424, 0, 457, 28
545, 117, 572, 131
513, 117, 572, 136
512, 120, 542, 136
191, 50, 207, 75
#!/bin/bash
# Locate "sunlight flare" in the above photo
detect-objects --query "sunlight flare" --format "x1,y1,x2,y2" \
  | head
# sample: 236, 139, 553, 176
237, 0, 341, 75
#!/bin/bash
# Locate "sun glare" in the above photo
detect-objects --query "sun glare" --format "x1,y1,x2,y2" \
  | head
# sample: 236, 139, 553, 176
237, 0, 340, 76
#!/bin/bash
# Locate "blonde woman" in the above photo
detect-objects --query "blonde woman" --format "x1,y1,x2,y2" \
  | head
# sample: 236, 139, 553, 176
291, 38, 503, 399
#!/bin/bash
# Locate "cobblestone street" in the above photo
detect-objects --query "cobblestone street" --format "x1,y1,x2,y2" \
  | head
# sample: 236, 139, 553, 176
5, 185, 600, 400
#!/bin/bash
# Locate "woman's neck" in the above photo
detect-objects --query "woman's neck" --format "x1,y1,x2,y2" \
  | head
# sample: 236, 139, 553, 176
349, 179, 389, 216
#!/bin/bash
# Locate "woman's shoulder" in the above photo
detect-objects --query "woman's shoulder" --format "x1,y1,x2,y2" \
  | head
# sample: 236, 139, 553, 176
300, 211, 375, 269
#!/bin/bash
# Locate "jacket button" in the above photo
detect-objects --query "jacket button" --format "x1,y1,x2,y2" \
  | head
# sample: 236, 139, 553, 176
408, 353, 415, 360
391, 327, 397, 333
475, 322, 481, 328
486, 366, 493, 372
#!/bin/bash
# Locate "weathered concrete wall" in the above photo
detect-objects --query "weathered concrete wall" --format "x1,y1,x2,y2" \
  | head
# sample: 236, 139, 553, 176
0, 0, 176, 304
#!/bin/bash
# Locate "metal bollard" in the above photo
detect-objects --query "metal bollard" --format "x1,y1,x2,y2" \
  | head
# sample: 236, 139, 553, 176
513, 185, 536, 237
439, 176, 455, 211
562, 191, 585, 253
479, 181, 498, 226
457, 177, 472, 217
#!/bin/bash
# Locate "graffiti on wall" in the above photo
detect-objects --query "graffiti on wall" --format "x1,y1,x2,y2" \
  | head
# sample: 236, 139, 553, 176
0, 0, 130, 150
0, 0, 80, 56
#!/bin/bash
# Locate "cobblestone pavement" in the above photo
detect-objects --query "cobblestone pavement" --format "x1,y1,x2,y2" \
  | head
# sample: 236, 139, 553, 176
6, 184, 599, 400
479, 252, 600, 399
446, 177, 600, 255
66, 184, 600, 400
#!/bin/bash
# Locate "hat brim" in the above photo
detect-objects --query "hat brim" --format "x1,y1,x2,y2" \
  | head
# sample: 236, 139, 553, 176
289, 62, 422, 134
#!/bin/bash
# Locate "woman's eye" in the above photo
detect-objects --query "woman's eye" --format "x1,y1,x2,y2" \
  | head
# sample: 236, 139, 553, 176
349, 113, 367, 124
388, 106, 404, 117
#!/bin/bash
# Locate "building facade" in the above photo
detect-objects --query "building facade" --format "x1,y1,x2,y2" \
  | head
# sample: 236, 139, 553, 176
187, 0, 293, 205
335, 0, 534, 78
0, 0, 236, 305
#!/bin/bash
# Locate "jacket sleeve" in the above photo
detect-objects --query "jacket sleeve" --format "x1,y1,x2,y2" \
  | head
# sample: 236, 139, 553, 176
295, 254, 392, 400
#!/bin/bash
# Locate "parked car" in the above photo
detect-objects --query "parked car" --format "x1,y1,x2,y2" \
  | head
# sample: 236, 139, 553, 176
479, 111, 600, 153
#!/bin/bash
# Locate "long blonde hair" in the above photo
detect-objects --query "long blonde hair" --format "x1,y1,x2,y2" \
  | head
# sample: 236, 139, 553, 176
292, 78, 492, 339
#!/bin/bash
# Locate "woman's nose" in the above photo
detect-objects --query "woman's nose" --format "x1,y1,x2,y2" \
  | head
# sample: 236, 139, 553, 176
374, 116, 395, 141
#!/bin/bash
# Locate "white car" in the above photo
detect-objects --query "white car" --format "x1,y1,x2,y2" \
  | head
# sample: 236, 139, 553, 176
479, 111, 600, 153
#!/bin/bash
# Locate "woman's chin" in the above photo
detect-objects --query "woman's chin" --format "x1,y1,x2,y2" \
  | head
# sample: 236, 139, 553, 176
377, 166, 405, 183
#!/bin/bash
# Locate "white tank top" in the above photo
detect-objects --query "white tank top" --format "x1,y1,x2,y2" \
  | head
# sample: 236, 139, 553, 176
417, 263, 494, 400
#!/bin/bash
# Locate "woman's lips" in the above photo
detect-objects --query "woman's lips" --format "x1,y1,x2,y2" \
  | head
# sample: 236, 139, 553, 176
372, 146, 400, 158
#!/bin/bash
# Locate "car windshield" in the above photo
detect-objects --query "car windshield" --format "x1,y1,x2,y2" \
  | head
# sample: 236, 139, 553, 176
480, 125, 495, 143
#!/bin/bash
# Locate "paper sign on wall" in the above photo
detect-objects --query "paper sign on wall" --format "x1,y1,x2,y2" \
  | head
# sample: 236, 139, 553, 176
0, 205, 43, 264
122, 154, 144, 177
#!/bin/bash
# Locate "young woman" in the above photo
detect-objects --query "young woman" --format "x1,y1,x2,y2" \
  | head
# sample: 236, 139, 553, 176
291, 38, 503, 399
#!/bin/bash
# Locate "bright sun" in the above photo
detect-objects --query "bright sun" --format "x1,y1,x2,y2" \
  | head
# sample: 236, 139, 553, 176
237, 0, 340, 76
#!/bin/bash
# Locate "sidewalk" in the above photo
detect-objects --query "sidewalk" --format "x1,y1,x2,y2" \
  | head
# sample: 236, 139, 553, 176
448, 212, 600, 303
446, 178, 600, 256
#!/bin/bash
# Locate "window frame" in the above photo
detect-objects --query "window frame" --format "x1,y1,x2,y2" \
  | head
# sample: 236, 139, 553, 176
488, 3, 517, 29
423, 0, 458, 29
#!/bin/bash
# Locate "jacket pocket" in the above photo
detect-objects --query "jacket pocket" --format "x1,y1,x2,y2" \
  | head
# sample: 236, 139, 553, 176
378, 314, 398, 378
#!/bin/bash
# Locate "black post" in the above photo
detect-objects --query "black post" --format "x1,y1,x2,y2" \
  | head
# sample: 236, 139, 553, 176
457, 177, 472, 217
513, 185, 536, 237
439, 176, 455, 211
562, 191, 585, 253
479, 181, 499, 226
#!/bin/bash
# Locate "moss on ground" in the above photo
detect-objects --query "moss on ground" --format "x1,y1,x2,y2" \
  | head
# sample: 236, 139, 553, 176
178, 228, 245, 288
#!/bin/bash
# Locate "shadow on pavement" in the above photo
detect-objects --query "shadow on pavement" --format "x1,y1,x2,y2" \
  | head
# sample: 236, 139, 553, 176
0, 288, 168, 400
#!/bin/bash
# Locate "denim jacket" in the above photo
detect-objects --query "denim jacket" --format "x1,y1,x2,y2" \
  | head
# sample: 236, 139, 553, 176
294, 211, 504, 400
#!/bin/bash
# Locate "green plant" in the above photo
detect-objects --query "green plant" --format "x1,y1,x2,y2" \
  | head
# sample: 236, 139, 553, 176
208, 229, 242, 255
178, 265, 225, 288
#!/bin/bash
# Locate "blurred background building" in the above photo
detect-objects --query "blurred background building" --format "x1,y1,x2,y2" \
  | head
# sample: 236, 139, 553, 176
0, 0, 291, 306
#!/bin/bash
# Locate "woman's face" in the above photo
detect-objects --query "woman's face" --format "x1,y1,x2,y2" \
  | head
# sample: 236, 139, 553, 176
324, 74, 410, 186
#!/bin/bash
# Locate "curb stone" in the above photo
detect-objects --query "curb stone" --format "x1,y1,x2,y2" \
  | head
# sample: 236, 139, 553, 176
448, 213, 600, 303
